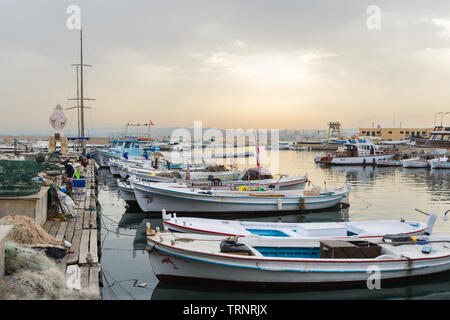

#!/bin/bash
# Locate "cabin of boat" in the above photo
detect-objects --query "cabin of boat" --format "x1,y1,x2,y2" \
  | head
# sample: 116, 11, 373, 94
314, 141, 393, 165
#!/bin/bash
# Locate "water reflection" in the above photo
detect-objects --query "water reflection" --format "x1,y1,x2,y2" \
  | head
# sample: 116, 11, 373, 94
96, 149, 450, 300
151, 272, 450, 300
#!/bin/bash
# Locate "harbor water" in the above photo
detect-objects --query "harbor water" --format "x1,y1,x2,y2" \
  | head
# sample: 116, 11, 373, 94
98, 149, 450, 300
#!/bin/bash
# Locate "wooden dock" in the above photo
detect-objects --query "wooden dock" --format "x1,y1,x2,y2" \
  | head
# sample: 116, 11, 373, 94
43, 160, 102, 297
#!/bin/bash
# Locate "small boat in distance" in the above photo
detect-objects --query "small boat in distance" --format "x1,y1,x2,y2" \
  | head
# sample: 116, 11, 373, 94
403, 150, 448, 168
377, 156, 420, 167
314, 141, 394, 165
430, 158, 450, 169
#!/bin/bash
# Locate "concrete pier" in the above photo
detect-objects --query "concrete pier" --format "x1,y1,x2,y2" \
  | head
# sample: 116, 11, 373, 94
0, 188, 49, 227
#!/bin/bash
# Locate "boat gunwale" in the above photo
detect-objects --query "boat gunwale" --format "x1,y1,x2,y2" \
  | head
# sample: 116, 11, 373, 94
147, 235, 450, 264
134, 182, 347, 200
161, 219, 428, 239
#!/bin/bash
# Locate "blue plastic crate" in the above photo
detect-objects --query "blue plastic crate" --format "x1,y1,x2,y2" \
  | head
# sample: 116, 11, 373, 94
72, 179, 86, 188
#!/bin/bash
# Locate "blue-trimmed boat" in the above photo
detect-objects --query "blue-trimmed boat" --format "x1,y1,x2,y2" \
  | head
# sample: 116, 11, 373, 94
133, 181, 350, 213
94, 138, 159, 168
146, 226, 450, 286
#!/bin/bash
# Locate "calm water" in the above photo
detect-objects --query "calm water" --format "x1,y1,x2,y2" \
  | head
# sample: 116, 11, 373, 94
97, 149, 450, 300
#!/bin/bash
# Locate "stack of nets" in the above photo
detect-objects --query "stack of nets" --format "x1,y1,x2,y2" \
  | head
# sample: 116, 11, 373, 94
0, 160, 42, 197
24, 153, 62, 177
0, 215, 60, 247
0, 215, 99, 300
3, 242, 99, 300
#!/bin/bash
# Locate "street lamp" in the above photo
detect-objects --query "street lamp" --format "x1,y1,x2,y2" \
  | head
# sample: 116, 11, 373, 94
441, 112, 450, 126
435, 112, 443, 126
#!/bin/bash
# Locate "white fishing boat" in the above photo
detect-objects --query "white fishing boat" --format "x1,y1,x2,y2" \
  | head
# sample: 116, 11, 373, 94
117, 179, 137, 205
0, 144, 16, 153
126, 166, 243, 183
402, 158, 430, 168
211, 151, 254, 158
402, 155, 448, 168
265, 142, 290, 150
314, 141, 394, 165
377, 157, 420, 167
146, 228, 450, 286
133, 181, 350, 213
161, 210, 437, 238
288, 145, 309, 151
430, 158, 450, 169
109, 158, 122, 176
428, 150, 449, 169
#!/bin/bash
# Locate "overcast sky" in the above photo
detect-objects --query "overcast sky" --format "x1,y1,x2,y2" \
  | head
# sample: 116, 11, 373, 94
2, 1, 450, 135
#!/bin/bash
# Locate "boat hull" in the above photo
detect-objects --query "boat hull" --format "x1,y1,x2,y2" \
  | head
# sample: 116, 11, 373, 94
134, 183, 347, 213
430, 160, 450, 169
402, 161, 429, 168
109, 162, 120, 176
316, 154, 394, 166
147, 240, 450, 286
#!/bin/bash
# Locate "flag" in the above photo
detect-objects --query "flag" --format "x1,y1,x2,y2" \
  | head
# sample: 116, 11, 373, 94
149, 120, 154, 126
253, 129, 260, 167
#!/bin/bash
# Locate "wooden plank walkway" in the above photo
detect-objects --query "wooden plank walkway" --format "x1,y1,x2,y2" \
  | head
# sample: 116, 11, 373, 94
44, 160, 101, 298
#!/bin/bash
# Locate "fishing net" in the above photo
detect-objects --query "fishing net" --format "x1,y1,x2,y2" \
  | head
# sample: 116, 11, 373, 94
24, 153, 63, 176
0, 160, 42, 197
3, 242, 99, 300
0, 215, 60, 247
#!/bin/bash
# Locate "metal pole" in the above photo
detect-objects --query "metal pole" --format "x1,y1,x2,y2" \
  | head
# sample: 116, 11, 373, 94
76, 65, 80, 144
434, 112, 443, 127
441, 112, 450, 126
80, 29, 85, 154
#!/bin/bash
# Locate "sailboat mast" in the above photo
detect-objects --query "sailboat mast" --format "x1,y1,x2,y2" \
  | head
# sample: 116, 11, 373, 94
76, 65, 80, 140
80, 29, 86, 153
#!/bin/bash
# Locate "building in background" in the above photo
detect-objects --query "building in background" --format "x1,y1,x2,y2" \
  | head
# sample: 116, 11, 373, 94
359, 127, 434, 141
424, 125, 450, 149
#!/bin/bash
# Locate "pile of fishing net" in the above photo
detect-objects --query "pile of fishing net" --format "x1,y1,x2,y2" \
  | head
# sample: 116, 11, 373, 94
0, 215, 99, 299
0, 215, 60, 247
3, 242, 99, 300
0, 159, 42, 197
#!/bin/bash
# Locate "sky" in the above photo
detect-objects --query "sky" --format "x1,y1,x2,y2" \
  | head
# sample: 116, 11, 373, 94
1, 0, 450, 136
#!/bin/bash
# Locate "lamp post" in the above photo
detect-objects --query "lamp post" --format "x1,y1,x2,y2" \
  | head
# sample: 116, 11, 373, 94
441, 112, 450, 126
435, 112, 443, 126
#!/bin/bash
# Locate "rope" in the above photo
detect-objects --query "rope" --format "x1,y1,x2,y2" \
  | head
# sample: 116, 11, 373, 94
352, 193, 373, 210
100, 268, 119, 300
99, 214, 135, 237
101, 268, 137, 300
